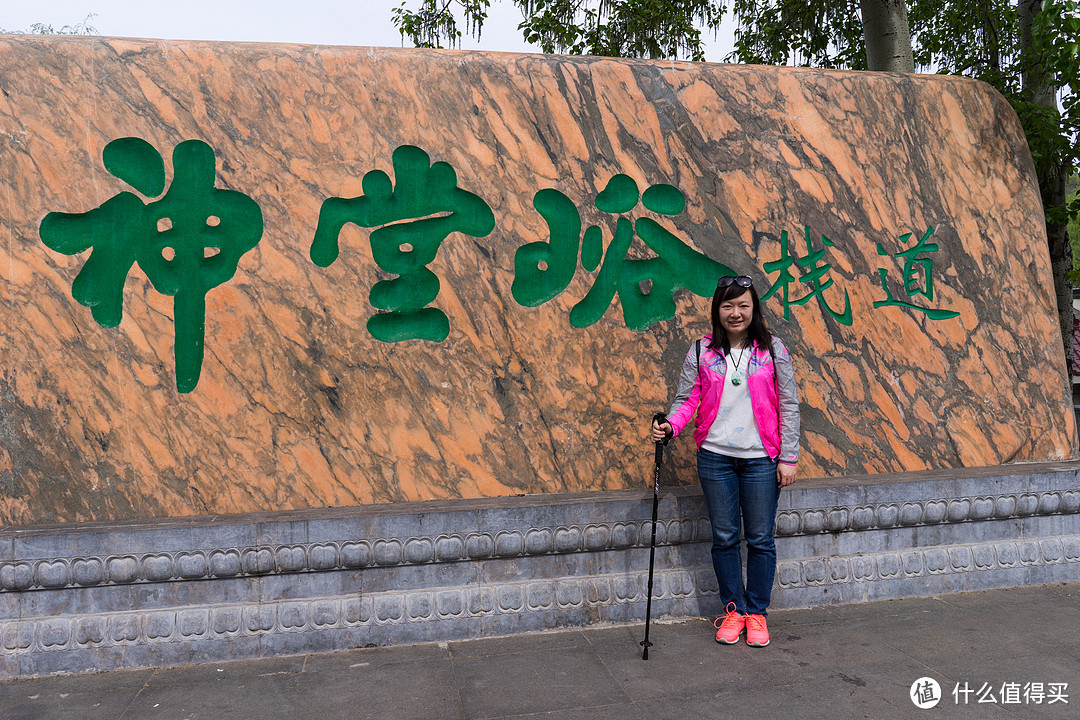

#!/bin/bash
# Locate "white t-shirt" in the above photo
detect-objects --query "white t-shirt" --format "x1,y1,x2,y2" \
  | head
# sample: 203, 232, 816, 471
701, 346, 768, 458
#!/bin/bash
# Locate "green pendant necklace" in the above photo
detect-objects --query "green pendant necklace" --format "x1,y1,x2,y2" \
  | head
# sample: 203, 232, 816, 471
729, 344, 747, 386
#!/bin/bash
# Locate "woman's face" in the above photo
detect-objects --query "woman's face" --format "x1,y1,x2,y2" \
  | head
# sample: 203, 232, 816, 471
718, 291, 754, 337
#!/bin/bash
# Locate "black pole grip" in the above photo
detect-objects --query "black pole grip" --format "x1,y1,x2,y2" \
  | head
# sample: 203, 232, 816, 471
652, 411, 669, 448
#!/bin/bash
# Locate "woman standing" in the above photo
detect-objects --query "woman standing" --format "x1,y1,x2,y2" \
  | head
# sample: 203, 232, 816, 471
652, 275, 800, 648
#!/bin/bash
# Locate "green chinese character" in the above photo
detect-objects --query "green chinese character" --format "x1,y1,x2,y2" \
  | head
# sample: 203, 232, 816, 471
512, 174, 730, 331
40, 137, 263, 393
874, 226, 959, 320
761, 226, 852, 326
310, 145, 495, 343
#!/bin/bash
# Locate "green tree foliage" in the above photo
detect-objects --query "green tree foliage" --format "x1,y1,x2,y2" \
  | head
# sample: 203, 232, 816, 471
392, 1, 490, 49
726, 1, 868, 68
1030, 0, 1080, 229
0, 14, 97, 35
393, 0, 723, 60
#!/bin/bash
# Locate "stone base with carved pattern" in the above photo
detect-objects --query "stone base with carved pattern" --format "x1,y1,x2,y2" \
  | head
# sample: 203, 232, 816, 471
3, 461, 1077, 678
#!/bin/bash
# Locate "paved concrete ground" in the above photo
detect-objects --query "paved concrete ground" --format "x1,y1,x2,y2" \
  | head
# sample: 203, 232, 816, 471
2, 582, 1077, 720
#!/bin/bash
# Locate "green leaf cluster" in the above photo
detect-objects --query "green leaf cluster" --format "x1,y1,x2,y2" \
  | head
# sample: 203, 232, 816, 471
393, 0, 723, 60
726, 0, 867, 69
1066, 179, 1080, 279
1, 14, 97, 35
392, 1, 490, 49
517, 0, 722, 60
1030, 0, 1080, 226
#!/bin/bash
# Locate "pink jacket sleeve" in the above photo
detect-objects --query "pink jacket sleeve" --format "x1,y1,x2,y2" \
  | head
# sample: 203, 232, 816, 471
666, 340, 702, 438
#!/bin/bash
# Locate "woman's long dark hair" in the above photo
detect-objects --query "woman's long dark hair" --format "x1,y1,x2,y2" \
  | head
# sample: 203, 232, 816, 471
708, 282, 774, 356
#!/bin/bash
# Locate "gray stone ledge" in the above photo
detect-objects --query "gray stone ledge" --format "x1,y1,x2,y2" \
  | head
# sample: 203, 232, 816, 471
3, 488, 1076, 593
776, 534, 1080, 590
5, 460, 1077, 535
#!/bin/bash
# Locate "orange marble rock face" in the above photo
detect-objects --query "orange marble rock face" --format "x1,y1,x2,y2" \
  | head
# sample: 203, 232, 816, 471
0, 36, 1074, 524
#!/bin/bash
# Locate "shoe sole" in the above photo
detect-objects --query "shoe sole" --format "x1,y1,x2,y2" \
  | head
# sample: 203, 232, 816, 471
715, 633, 743, 644
746, 638, 769, 647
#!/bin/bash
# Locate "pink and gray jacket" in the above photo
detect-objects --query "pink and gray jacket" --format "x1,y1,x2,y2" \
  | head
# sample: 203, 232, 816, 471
666, 334, 800, 465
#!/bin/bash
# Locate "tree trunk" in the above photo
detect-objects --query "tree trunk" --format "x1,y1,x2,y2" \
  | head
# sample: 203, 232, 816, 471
1020, 0, 1073, 379
860, 0, 915, 72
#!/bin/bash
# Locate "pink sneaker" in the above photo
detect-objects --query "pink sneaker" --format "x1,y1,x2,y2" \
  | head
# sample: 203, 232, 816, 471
745, 614, 770, 647
714, 602, 744, 644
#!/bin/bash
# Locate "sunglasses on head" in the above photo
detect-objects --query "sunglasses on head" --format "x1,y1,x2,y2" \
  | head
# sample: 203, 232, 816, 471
717, 275, 753, 289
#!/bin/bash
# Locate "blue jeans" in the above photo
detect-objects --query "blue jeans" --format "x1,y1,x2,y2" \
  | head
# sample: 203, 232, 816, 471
697, 450, 780, 616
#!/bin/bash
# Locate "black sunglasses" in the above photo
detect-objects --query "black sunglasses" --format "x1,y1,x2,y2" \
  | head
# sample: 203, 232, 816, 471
717, 275, 753, 289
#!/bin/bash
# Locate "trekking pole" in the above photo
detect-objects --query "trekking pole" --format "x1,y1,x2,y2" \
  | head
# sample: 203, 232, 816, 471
641, 412, 668, 660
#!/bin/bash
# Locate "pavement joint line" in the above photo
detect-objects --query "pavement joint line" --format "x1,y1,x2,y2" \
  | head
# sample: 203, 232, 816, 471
447, 637, 468, 720
448, 644, 586, 661
117, 666, 157, 720
473, 700, 645, 720
292, 653, 308, 699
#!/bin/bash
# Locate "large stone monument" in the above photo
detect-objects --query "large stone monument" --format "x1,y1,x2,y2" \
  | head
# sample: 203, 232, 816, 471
1, 35, 1076, 677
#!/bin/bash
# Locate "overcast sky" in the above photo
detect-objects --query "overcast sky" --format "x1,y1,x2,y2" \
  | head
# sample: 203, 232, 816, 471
4, 1, 737, 60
